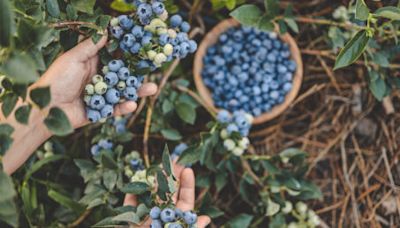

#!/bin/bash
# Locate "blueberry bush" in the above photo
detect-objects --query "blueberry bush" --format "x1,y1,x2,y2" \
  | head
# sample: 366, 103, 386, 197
1, 0, 400, 227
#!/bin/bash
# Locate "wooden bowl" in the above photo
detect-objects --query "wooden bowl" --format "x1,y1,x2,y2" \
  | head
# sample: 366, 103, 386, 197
193, 19, 303, 125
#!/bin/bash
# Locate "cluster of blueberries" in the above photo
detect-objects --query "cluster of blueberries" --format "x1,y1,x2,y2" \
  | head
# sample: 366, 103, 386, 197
90, 117, 127, 156
84, 59, 143, 122
149, 206, 198, 228
109, 3, 197, 70
202, 26, 297, 117
217, 110, 252, 156
125, 150, 145, 174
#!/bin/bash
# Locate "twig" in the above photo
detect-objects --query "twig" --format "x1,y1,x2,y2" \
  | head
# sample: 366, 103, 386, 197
67, 209, 92, 228
174, 85, 217, 118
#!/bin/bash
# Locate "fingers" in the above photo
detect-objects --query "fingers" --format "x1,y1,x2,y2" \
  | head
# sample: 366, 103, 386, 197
137, 83, 158, 97
123, 194, 138, 206
197, 216, 211, 228
176, 168, 195, 211
113, 83, 158, 117
114, 101, 138, 116
172, 159, 187, 203
68, 34, 108, 62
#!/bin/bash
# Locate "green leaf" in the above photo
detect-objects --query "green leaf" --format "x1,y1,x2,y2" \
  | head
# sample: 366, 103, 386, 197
257, 15, 274, 32
46, 0, 60, 17
48, 189, 85, 213
0, 171, 18, 227
24, 155, 65, 180
284, 18, 299, 33
178, 146, 201, 165
334, 30, 370, 70
176, 102, 196, 124
0, 0, 14, 47
71, 0, 96, 14
226, 0, 236, 10
101, 152, 118, 169
297, 180, 323, 200
264, 0, 279, 17
110, 0, 135, 13
161, 129, 182, 141
1, 93, 18, 118
0, 52, 40, 83
375, 6, 400, 21
30, 87, 51, 109
156, 170, 169, 201
0, 134, 13, 156
369, 76, 387, 101
103, 170, 118, 191
355, 0, 369, 20
44, 107, 73, 136
0, 124, 14, 135
278, 19, 287, 34
121, 182, 150, 194
371, 52, 390, 67
228, 213, 253, 228
112, 211, 140, 224
66, 5, 78, 20
74, 159, 95, 182
14, 104, 31, 125
162, 145, 173, 176
230, 4, 263, 27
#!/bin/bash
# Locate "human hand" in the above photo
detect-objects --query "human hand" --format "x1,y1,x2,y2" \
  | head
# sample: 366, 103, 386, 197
124, 161, 211, 227
32, 35, 157, 129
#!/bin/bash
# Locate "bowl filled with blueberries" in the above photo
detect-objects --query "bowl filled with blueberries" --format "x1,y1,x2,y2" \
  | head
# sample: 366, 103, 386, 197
194, 18, 303, 125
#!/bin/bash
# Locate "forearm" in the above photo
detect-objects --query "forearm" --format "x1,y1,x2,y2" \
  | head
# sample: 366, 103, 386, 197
1, 96, 52, 175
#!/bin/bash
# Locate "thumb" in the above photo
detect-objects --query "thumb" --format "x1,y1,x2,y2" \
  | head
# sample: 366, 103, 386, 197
67, 33, 108, 61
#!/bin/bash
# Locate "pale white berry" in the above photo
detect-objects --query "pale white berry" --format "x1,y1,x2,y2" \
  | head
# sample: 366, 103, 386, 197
223, 139, 235, 151
147, 50, 157, 60
163, 44, 173, 56
154, 53, 167, 66
238, 137, 250, 149
295, 202, 308, 215
232, 147, 245, 156
220, 129, 229, 139
282, 201, 293, 214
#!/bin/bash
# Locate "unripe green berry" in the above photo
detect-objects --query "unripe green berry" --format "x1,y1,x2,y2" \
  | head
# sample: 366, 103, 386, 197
85, 84, 95, 95
102, 66, 109, 74
163, 44, 173, 56
167, 29, 177, 38
159, 10, 168, 21
238, 137, 250, 149
36, 150, 44, 160
84, 95, 92, 105
147, 50, 157, 60
287, 188, 301, 196
110, 17, 119, 27
270, 186, 281, 193
44, 151, 54, 158
266, 199, 280, 216
232, 147, 244, 156
282, 201, 293, 214
94, 81, 108, 95
150, 18, 166, 28
223, 139, 235, 151
295, 202, 308, 215
220, 129, 228, 139
44, 141, 54, 152
157, 27, 168, 35
117, 81, 126, 91
154, 53, 167, 65
92, 74, 104, 84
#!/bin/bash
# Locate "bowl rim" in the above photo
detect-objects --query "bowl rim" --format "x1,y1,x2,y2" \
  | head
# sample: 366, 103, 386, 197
193, 18, 303, 125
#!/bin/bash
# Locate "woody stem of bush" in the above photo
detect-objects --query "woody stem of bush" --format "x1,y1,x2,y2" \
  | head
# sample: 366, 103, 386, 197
142, 27, 203, 168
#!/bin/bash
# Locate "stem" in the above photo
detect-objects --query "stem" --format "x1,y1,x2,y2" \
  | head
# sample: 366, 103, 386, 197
49, 21, 102, 31
142, 103, 152, 168
67, 209, 92, 228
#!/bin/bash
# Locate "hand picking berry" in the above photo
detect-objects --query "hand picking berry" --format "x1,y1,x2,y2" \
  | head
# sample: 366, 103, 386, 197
202, 26, 297, 116
149, 205, 198, 228
84, 59, 143, 122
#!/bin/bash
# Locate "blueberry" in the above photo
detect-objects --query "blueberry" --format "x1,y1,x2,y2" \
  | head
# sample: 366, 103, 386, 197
217, 110, 231, 123
124, 87, 138, 101
115, 123, 126, 133
180, 21, 190, 32
270, 90, 280, 100
277, 64, 287, 74
151, 2, 165, 15
174, 208, 183, 219
110, 26, 123, 39
183, 211, 197, 225
170, 15, 183, 27
100, 105, 114, 118
167, 223, 183, 228
126, 76, 140, 87
130, 43, 142, 54
176, 32, 188, 42
87, 109, 101, 122
131, 25, 144, 38
150, 219, 162, 228
98, 139, 113, 149
122, 33, 135, 47
173, 143, 188, 157
117, 67, 130, 80
253, 86, 261, 95
287, 60, 297, 72
219, 33, 228, 42
160, 208, 175, 223
188, 40, 198, 53
90, 144, 100, 156
137, 3, 152, 19
108, 60, 123, 72
150, 206, 161, 219
226, 123, 239, 134
137, 60, 150, 69
118, 15, 134, 29
90, 95, 106, 110
159, 34, 169, 45
104, 72, 119, 86
141, 35, 152, 45
283, 82, 292, 92
105, 88, 120, 104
